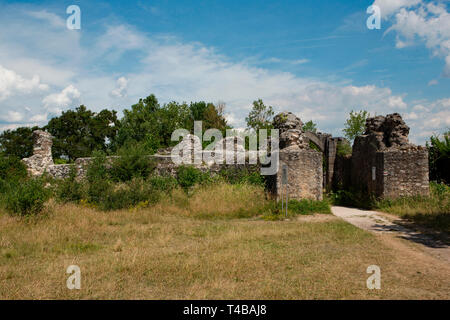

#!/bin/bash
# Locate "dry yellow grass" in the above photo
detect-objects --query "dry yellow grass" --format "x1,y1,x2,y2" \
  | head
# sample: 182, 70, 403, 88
0, 184, 449, 299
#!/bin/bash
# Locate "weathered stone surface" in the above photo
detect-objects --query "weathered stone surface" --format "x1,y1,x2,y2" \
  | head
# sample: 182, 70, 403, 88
22, 130, 54, 176
363, 113, 412, 149
268, 149, 323, 201
273, 112, 309, 149
352, 113, 429, 198
270, 112, 323, 200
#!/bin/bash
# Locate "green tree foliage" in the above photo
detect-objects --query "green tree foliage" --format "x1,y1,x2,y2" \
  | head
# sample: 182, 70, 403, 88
0, 126, 40, 159
115, 94, 162, 152
109, 142, 156, 182
245, 99, 274, 131
3, 177, 50, 216
343, 110, 369, 143
45, 105, 120, 161
427, 132, 449, 184
336, 142, 352, 156
116, 95, 228, 153
302, 120, 317, 133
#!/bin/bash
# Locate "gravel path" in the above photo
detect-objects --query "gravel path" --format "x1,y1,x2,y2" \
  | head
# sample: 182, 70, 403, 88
331, 206, 450, 264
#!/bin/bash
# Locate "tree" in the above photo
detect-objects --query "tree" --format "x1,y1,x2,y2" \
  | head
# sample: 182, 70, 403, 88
45, 105, 120, 161
159, 101, 192, 146
245, 99, 274, 131
343, 110, 369, 143
188, 101, 228, 132
0, 126, 40, 159
427, 132, 450, 184
303, 120, 317, 133
114, 94, 162, 153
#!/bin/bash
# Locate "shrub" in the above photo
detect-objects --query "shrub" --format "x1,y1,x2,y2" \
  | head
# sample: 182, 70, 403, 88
427, 133, 449, 184
86, 151, 109, 182
87, 178, 111, 206
336, 142, 352, 157
2, 178, 51, 216
54, 166, 85, 203
0, 155, 28, 182
176, 166, 210, 190
329, 188, 376, 209
218, 167, 264, 186
148, 175, 178, 192
109, 143, 155, 182
100, 178, 159, 211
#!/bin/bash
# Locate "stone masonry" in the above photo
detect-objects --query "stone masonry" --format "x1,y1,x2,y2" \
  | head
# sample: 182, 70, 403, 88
268, 112, 323, 201
351, 113, 429, 198
22, 130, 54, 176
22, 112, 429, 201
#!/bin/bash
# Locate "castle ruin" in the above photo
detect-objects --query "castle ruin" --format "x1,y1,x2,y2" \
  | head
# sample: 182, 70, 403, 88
22, 112, 429, 201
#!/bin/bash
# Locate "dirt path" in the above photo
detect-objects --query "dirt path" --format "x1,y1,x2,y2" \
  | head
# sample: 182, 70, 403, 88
332, 206, 450, 265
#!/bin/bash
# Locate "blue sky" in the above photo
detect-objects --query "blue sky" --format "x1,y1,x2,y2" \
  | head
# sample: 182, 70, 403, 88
0, 0, 449, 144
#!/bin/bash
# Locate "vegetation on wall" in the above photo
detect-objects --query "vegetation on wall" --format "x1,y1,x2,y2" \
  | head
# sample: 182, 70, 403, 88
342, 110, 369, 143
427, 132, 449, 185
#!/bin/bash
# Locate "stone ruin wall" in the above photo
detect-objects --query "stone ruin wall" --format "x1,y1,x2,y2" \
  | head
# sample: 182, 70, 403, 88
268, 112, 323, 201
351, 113, 429, 198
21, 112, 429, 201
22, 131, 261, 180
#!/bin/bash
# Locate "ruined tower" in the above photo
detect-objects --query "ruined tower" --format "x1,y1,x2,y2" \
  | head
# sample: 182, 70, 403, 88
351, 113, 429, 198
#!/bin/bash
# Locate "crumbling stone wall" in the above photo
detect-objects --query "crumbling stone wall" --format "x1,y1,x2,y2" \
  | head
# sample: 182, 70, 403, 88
268, 112, 323, 201
22, 112, 429, 202
303, 131, 350, 190
24, 133, 260, 180
22, 130, 54, 176
351, 113, 429, 198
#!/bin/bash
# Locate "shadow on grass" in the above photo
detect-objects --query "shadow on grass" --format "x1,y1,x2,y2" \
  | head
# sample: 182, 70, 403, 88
370, 218, 450, 248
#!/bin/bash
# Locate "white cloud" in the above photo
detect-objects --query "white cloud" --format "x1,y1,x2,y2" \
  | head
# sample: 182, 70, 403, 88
373, 0, 422, 19
26, 10, 66, 28
388, 96, 407, 109
384, 1, 450, 76
292, 59, 310, 65
42, 85, 81, 114
29, 113, 48, 122
0, 110, 24, 123
0, 65, 48, 101
428, 79, 438, 86
110, 77, 129, 98
0, 7, 447, 145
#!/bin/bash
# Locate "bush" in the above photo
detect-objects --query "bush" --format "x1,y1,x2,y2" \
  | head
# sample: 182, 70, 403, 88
329, 188, 376, 209
2, 178, 51, 216
0, 155, 28, 182
87, 178, 111, 206
86, 151, 109, 182
109, 143, 155, 182
100, 178, 160, 211
54, 166, 85, 203
218, 167, 265, 186
176, 166, 210, 190
428, 133, 449, 184
336, 142, 352, 157
148, 175, 178, 192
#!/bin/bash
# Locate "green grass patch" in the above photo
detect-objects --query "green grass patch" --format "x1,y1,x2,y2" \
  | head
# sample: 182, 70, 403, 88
375, 182, 450, 233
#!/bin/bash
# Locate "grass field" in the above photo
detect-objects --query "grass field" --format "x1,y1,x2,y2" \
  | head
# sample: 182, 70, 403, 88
376, 183, 450, 234
1, 184, 449, 299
